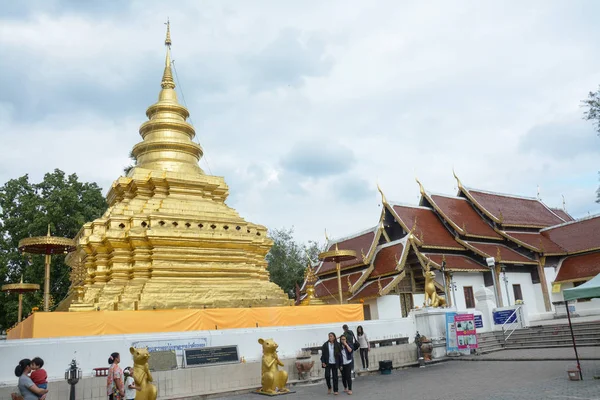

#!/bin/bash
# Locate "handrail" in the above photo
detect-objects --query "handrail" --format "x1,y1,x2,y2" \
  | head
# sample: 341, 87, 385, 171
501, 306, 523, 344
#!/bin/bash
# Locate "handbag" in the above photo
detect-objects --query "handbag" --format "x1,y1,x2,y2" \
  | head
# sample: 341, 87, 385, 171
351, 332, 360, 351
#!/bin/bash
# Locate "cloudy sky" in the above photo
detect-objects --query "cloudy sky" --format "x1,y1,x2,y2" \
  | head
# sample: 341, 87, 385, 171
1, 0, 599, 243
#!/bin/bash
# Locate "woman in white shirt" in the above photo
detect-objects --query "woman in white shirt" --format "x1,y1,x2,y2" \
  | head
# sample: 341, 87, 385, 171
339, 335, 354, 394
356, 325, 369, 370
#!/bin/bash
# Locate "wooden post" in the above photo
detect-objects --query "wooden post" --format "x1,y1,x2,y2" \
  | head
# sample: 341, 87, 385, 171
538, 257, 552, 312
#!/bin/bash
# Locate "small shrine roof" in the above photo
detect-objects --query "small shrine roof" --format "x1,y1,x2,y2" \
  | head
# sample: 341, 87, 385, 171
316, 226, 380, 275
551, 208, 575, 222
348, 276, 395, 301
460, 240, 537, 264
427, 193, 502, 240
389, 203, 463, 250
461, 187, 565, 228
540, 214, 600, 255
500, 231, 565, 255
314, 270, 366, 299
554, 252, 600, 283
419, 253, 488, 272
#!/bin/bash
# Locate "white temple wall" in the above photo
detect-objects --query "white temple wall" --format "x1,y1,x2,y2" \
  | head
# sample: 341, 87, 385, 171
498, 271, 541, 317
556, 281, 600, 316
450, 273, 485, 310
376, 295, 403, 319
0, 317, 416, 385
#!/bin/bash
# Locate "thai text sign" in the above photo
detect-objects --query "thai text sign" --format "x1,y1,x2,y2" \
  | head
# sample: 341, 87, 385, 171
184, 345, 239, 367
493, 309, 517, 325
455, 313, 478, 350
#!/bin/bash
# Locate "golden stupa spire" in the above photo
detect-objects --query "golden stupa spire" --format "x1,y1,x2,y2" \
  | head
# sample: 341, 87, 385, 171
161, 19, 175, 90
129, 21, 204, 176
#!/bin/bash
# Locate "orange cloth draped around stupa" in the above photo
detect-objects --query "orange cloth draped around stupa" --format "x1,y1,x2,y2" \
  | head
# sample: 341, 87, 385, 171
7, 304, 364, 340
61, 23, 289, 312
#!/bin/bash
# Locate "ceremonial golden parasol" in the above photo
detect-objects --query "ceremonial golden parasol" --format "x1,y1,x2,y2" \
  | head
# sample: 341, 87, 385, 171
18, 225, 76, 312
318, 232, 357, 304
2, 276, 40, 322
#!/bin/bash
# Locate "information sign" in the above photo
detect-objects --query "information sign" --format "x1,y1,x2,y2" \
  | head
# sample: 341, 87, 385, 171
184, 345, 239, 367
445, 312, 458, 353
455, 313, 478, 350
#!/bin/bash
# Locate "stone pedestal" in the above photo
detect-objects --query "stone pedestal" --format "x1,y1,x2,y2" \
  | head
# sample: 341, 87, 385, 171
474, 285, 496, 333
412, 307, 449, 359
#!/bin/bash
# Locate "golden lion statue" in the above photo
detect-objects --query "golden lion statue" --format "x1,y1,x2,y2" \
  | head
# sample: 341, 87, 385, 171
129, 347, 157, 400
258, 338, 289, 394
424, 270, 447, 308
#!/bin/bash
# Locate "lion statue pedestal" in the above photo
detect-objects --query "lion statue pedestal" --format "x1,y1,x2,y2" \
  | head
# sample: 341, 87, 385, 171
256, 338, 290, 396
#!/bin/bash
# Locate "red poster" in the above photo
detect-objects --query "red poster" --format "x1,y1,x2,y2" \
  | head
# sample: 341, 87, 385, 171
455, 313, 478, 349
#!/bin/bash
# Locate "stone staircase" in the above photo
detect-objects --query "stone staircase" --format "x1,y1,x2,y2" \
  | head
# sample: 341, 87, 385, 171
475, 320, 600, 354
476, 331, 505, 354
503, 320, 600, 350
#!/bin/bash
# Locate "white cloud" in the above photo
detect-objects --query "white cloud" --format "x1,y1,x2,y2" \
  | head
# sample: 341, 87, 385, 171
1, 0, 599, 244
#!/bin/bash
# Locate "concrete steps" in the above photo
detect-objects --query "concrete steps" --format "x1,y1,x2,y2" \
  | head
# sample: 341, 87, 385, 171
503, 320, 600, 350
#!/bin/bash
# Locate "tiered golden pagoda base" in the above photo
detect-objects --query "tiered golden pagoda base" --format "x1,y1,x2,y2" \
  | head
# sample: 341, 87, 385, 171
6, 304, 363, 340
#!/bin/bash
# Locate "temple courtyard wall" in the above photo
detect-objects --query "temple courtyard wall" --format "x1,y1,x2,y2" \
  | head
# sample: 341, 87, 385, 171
0, 317, 416, 386
0, 344, 418, 400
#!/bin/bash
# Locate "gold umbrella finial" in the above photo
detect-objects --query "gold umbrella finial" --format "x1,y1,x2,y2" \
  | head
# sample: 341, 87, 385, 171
161, 19, 176, 90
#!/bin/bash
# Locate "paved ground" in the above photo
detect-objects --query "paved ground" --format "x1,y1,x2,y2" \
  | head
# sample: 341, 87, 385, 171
462, 346, 600, 361
221, 359, 600, 400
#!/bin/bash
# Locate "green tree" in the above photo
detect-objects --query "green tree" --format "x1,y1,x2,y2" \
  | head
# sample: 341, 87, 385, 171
266, 227, 324, 299
582, 87, 600, 202
0, 169, 106, 331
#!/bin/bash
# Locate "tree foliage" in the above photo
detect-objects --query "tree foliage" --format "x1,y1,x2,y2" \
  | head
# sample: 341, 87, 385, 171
266, 227, 324, 299
0, 169, 106, 331
582, 86, 600, 203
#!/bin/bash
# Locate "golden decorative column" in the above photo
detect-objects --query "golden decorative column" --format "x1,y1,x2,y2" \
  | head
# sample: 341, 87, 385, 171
1, 277, 40, 322
18, 226, 76, 312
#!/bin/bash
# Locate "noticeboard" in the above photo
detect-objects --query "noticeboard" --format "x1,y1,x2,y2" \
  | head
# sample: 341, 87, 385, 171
183, 345, 239, 368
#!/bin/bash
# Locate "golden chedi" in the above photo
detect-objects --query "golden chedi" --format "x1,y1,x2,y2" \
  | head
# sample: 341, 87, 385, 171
64, 24, 289, 311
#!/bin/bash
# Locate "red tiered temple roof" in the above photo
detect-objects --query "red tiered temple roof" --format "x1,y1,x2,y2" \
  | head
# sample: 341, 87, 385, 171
428, 194, 502, 239
500, 231, 565, 255
555, 252, 600, 283
462, 188, 565, 228
348, 276, 395, 301
551, 208, 575, 222
371, 240, 408, 277
541, 215, 600, 254
420, 253, 488, 272
390, 204, 463, 250
314, 271, 366, 298
461, 240, 537, 264
316, 227, 379, 275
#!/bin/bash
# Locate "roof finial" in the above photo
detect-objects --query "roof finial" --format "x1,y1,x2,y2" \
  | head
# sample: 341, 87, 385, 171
161, 19, 175, 89
562, 194, 566, 211
47, 224, 51, 237
376, 181, 388, 205
324, 228, 330, 243
415, 177, 425, 196
452, 168, 463, 190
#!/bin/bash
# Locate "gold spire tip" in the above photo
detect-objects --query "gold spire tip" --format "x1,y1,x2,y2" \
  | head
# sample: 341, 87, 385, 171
165, 19, 172, 47
160, 20, 176, 90
415, 177, 425, 195
47, 224, 51, 236
376, 182, 388, 205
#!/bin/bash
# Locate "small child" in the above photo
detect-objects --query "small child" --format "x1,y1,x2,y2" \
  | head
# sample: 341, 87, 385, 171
30, 357, 48, 396
124, 367, 136, 400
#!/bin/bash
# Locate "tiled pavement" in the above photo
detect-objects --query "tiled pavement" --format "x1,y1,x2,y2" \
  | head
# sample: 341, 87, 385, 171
220, 359, 600, 400
461, 346, 600, 361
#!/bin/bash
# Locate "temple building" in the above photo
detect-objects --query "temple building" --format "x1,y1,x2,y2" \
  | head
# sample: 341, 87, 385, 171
303, 175, 600, 321
58, 24, 289, 312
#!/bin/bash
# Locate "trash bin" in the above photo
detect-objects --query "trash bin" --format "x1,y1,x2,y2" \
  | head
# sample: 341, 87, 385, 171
379, 360, 393, 375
